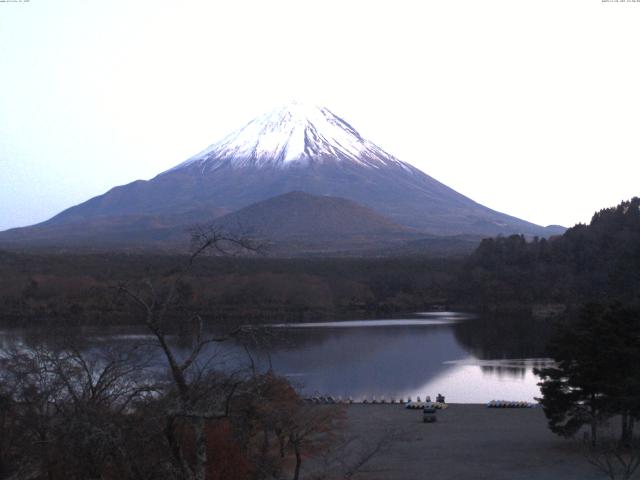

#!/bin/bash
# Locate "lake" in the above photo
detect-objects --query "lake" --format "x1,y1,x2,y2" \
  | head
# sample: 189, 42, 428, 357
0, 312, 553, 404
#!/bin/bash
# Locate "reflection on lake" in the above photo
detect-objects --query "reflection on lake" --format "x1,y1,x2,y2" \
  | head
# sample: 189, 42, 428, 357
0, 312, 555, 403
444, 358, 555, 379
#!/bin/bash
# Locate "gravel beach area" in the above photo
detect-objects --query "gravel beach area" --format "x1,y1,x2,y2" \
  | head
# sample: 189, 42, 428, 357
337, 404, 605, 480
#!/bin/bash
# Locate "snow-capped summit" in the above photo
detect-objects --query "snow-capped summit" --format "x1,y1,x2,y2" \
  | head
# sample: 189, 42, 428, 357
172, 102, 411, 171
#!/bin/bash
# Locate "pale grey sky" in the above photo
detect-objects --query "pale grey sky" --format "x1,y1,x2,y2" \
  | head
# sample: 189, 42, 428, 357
1, 0, 639, 231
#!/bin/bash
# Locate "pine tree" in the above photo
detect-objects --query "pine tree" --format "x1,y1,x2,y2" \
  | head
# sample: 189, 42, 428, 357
536, 303, 640, 445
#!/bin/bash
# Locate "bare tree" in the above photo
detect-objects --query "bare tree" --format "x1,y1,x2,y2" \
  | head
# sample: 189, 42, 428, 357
0, 345, 67, 479
305, 427, 401, 480
116, 226, 263, 480
285, 404, 343, 480
584, 431, 640, 480
0, 340, 164, 480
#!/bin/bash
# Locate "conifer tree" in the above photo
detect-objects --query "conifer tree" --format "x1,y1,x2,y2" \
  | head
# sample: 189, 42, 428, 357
536, 303, 640, 445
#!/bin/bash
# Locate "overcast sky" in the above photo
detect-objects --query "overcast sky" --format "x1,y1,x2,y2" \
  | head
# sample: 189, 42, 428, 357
1, 0, 639, 231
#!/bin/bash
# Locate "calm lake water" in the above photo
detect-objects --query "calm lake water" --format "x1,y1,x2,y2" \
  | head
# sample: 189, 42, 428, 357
0, 312, 553, 403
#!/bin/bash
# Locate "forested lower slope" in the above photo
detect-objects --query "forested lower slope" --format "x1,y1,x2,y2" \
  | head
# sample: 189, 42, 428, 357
458, 197, 640, 309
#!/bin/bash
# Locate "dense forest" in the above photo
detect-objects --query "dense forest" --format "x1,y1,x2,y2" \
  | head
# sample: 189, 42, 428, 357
1, 198, 639, 327
0, 252, 460, 326
458, 197, 640, 312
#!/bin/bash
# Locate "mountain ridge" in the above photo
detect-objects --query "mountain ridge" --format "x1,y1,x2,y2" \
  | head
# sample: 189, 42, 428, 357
0, 102, 565, 250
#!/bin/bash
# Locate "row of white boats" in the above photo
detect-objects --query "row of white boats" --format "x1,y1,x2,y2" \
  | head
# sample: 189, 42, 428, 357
304, 396, 537, 408
305, 395, 443, 405
487, 400, 537, 408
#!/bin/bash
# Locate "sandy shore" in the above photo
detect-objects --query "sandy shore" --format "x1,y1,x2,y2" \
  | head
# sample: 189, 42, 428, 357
335, 404, 604, 480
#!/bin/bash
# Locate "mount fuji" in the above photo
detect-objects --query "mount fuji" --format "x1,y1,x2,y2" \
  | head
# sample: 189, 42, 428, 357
0, 102, 564, 252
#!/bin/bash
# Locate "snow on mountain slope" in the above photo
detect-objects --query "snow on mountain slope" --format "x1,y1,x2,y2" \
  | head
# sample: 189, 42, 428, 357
171, 101, 413, 172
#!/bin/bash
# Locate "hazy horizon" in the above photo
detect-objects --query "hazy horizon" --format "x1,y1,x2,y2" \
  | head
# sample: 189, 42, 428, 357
2, 0, 639, 232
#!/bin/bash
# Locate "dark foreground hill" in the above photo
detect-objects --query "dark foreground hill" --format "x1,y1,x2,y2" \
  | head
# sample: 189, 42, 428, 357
211, 191, 428, 254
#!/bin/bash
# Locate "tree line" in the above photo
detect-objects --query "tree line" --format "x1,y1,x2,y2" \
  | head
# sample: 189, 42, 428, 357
458, 197, 640, 311
0, 251, 460, 327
